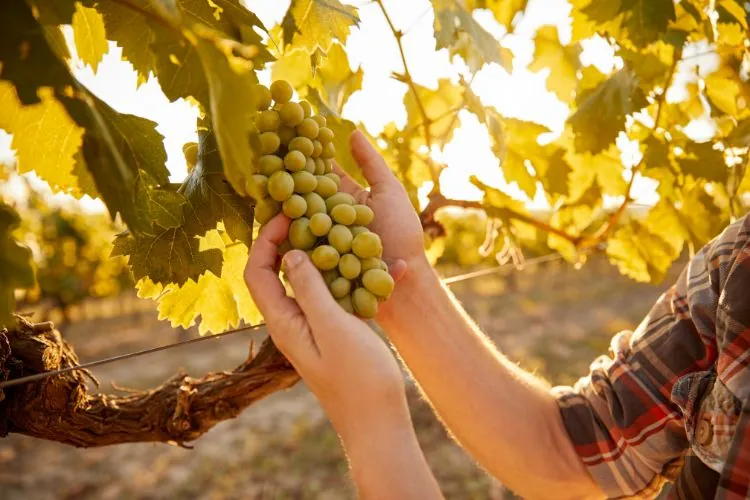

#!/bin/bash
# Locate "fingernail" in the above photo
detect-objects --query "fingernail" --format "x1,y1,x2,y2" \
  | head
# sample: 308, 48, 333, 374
283, 250, 304, 270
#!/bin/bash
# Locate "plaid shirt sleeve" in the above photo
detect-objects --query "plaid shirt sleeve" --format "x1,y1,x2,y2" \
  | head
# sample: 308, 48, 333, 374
551, 214, 750, 499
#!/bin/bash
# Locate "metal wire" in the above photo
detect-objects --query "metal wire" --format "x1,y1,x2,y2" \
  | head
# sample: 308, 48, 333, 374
0, 252, 569, 390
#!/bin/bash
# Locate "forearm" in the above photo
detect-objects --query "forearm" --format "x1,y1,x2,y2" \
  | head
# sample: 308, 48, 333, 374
338, 401, 443, 500
378, 257, 601, 499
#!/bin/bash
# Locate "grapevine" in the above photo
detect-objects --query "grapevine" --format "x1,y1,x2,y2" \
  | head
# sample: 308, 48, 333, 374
246, 79, 393, 318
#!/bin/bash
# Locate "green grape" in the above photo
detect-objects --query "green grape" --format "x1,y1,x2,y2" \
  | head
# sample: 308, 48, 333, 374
292, 171, 317, 194
305, 157, 316, 173
278, 126, 296, 146
289, 218, 316, 250
277, 239, 293, 256
328, 224, 353, 253
329, 277, 351, 299
279, 102, 304, 127
337, 294, 354, 314
338, 253, 361, 280
282, 194, 307, 218
314, 176, 338, 198
379, 260, 389, 272
352, 287, 378, 319
325, 173, 341, 187
354, 205, 374, 226
284, 150, 307, 172
325, 192, 355, 212
331, 204, 357, 225
350, 226, 369, 238
299, 100, 313, 118
259, 155, 284, 176
312, 115, 327, 128
257, 110, 280, 132
268, 171, 294, 201
245, 174, 268, 200
362, 269, 394, 298
322, 141, 336, 159
289, 136, 314, 157
255, 84, 272, 110
314, 158, 326, 175
311, 140, 323, 158
318, 127, 334, 143
270, 80, 293, 104
323, 159, 333, 174
352, 232, 382, 259
259, 131, 280, 154
360, 257, 381, 272
309, 212, 332, 236
303, 192, 326, 217
312, 245, 340, 270
297, 118, 319, 140
322, 269, 340, 286
255, 199, 280, 224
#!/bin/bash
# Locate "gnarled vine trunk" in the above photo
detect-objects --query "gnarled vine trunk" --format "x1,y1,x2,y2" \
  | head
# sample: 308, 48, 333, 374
0, 317, 299, 447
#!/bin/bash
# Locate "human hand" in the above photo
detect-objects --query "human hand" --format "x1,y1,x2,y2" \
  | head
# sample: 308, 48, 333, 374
244, 214, 409, 441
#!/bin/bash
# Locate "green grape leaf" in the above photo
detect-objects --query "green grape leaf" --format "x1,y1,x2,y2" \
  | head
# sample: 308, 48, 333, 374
311, 43, 363, 114
618, 42, 672, 92
281, 0, 360, 53
137, 230, 261, 335
538, 149, 572, 199
404, 79, 464, 147
607, 219, 679, 283
0, 82, 84, 197
432, 0, 512, 72
569, 68, 647, 154
193, 30, 263, 196
528, 26, 581, 103
680, 141, 728, 183
642, 136, 673, 174
113, 131, 254, 286
678, 182, 726, 247
465, 0, 528, 29
0, 203, 36, 328
72, 3, 109, 73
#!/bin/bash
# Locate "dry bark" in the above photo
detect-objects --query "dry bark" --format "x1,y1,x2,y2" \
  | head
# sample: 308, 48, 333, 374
0, 317, 300, 447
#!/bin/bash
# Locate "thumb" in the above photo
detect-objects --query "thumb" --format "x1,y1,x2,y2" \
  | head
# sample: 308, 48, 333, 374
283, 250, 339, 325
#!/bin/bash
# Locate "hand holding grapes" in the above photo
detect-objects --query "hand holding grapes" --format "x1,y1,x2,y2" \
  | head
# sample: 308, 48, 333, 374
244, 215, 409, 442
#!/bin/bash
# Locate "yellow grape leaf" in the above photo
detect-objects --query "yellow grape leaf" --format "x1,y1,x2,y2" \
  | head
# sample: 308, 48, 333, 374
607, 220, 680, 284
466, 0, 528, 28
311, 43, 363, 114
71, 3, 109, 72
281, 0, 360, 53
271, 48, 314, 89
0, 203, 36, 328
0, 83, 85, 197
565, 143, 626, 198
404, 79, 464, 147
138, 230, 261, 335
705, 70, 743, 116
528, 25, 581, 103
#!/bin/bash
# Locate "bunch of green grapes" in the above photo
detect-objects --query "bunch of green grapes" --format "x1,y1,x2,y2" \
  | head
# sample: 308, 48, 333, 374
247, 79, 394, 319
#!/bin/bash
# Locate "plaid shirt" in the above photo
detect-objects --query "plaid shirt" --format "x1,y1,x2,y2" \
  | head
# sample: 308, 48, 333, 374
553, 213, 750, 499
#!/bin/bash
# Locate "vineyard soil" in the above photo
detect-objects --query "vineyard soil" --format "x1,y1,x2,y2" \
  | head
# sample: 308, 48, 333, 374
0, 257, 681, 500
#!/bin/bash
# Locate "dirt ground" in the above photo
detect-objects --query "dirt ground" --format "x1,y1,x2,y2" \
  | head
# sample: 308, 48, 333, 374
0, 256, 684, 499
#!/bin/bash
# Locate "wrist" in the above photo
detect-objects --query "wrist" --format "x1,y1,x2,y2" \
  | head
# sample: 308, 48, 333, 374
333, 393, 412, 448
378, 254, 440, 326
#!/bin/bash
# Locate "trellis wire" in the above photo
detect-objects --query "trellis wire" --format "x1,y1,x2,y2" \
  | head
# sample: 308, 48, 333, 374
0, 250, 574, 389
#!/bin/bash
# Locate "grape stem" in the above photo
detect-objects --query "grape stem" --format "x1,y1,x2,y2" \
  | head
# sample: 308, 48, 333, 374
374, 0, 440, 192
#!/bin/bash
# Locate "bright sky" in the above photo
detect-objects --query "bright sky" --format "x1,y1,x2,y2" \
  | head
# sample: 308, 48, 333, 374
0, 0, 718, 213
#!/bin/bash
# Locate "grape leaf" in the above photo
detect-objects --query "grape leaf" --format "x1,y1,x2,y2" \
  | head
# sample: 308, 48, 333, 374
72, 3, 109, 72
568, 68, 647, 154
538, 149, 572, 199
678, 182, 726, 247
0, 203, 36, 328
680, 141, 728, 183
0, 82, 84, 197
583, 0, 676, 48
311, 43, 363, 114
717, 0, 748, 29
137, 229, 261, 335
432, 0, 512, 72
271, 48, 314, 89
704, 55, 749, 117
404, 79, 464, 147
727, 118, 750, 147
528, 26, 581, 103
281, 0, 360, 53
607, 219, 679, 283
618, 42, 672, 91
565, 142, 627, 197
26, 0, 78, 25
465, 0, 528, 29
113, 130, 254, 286
193, 29, 263, 196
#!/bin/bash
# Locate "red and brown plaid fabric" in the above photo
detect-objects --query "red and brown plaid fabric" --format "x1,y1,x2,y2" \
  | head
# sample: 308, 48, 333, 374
552, 213, 750, 499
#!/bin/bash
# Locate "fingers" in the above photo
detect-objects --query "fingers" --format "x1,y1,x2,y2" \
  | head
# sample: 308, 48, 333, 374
245, 214, 297, 324
385, 258, 409, 282
282, 250, 341, 328
349, 130, 399, 189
